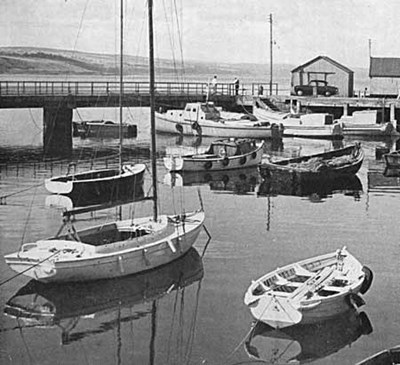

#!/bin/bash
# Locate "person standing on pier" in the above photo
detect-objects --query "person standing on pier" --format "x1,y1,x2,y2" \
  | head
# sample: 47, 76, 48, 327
233, 77, 239, 95
211, 75, 218, 94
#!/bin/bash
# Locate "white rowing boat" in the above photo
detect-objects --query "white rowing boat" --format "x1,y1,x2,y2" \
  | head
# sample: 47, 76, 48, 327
244, 247, 373, 329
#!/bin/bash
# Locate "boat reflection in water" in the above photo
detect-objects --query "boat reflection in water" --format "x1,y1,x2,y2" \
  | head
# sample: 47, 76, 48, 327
258, 172, 363, 202
4, 248, 203, 345
164, 167, 261, 195
244, 309, 373, 364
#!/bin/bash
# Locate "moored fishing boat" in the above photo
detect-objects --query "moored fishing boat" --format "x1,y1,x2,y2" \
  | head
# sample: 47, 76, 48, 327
259, 143, 364, 181
244, 247, 373, 329
156, 101, 284, 139
72, 120, 137, 139
163, 139, 264, 172
253, 100, 343, 139
337, 110, 398, 137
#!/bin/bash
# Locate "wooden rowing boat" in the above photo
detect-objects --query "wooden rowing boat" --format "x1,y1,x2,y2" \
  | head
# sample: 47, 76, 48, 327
259, 143, 364, 181
244, 247, 373, 329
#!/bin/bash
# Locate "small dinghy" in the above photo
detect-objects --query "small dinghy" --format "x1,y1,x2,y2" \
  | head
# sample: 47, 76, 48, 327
163, 139, 264, 172
244, 247, 373, 329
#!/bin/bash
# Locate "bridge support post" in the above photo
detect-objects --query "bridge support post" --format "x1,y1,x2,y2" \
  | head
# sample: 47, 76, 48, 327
343, 104, 349, 116
296, 100, 301, 114
43, 106, 73, 156
390, 103, 397, 128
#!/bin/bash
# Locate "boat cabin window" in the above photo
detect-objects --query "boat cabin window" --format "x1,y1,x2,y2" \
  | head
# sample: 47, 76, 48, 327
185, 106, 191, 111
324, 115, 333, 125
192, 108, 197, 112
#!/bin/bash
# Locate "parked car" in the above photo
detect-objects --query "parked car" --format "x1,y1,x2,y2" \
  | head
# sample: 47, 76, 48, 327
293, 80, 338, 97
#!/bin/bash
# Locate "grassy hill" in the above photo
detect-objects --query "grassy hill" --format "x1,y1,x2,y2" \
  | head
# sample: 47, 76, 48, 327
0, 46, 294, 84
0, 47, 369, 92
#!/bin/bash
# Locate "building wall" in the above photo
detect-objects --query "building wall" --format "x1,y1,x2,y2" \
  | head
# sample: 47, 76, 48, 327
369, 78, 400, 96
291, 58, 353, 97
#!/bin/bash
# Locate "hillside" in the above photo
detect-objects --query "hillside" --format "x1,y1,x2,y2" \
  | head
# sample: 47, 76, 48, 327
0, 46, 294, 84
0, 47, 369, 92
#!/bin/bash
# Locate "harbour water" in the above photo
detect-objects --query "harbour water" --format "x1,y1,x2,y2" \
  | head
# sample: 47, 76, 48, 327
1, 107, 400, 364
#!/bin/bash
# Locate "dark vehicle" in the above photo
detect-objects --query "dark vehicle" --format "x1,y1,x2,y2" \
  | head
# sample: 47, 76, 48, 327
293, 80, 338, 97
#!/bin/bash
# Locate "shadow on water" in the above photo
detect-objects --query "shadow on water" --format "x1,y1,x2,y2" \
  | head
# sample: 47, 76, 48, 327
3, 248, 204, 347
244, 309, 373, 364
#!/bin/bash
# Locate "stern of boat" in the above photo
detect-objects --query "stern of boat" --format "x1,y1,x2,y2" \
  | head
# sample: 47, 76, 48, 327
45, 178, 73, 194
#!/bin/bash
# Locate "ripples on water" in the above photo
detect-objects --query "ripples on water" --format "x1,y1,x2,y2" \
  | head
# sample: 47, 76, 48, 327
1, 109, 400, 364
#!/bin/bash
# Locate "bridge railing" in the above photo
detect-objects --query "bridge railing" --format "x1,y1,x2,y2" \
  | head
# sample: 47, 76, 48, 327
0, 81, 284, 97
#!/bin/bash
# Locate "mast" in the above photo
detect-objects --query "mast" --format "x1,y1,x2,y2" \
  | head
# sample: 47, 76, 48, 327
148, 0, 158, 221
119, 0, 124, 170
269, 13, 273, 96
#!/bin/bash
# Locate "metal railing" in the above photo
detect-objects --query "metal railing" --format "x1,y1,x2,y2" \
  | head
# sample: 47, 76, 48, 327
0, 81, 283, 97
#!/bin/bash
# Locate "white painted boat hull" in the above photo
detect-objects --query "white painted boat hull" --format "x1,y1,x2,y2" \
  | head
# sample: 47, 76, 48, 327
155, 113, 281, 139
5, 211, 205, 283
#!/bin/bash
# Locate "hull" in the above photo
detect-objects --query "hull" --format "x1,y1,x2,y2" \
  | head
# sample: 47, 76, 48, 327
73, 121, 137, 139
342, 122, 397, 136
282, 124, 343, 139
5, 211, 205, 283
45, 164, 146, 202
164, 141, 264, 172
156, 113, 282, 139
253, 104, 343, 139
259, 144, 364, 180
384, 151, 400, 168
244, 248, 370, 329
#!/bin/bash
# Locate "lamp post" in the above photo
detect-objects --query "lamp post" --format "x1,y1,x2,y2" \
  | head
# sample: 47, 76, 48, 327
269, 13, 273, 96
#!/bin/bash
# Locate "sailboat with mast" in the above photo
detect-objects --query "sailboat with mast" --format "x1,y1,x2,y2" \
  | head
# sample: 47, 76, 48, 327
44, 0, 145, 202
4, 0, 205, 283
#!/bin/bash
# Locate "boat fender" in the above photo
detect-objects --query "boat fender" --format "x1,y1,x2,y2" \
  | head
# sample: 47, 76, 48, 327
360, 266, 373, 294
240, 156, 247, 165
192, 122, 201, 135
251, 151, 257, 159
204, 161, 212, 170
175, 123, 184, 134
167, 240, 177, 253
222, 157, 229, 166
358, 311, 373, 335
118, 255, 125, 273
346, 293, 365, 309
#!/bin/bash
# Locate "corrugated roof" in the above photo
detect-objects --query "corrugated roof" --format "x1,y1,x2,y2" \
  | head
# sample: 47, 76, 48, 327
369, 57, 400, 78
291, 55, 353, 74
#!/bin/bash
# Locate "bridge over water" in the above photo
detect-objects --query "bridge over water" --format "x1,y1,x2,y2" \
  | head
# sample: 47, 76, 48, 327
2, 79, 400, 156
0, 80, 276, 156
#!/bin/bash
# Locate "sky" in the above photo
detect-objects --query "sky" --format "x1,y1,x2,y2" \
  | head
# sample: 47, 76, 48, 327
1, 0, 400, 69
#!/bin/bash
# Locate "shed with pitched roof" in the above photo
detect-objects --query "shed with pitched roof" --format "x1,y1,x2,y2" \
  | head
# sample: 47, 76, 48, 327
291, 56, 354, 97
369, 57, 400, 96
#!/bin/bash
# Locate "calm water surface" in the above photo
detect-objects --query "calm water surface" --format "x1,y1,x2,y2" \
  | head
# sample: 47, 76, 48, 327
1, 108, 400, 365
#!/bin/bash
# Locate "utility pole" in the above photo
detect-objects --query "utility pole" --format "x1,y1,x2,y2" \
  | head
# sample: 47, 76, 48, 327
269, 13, 273, 96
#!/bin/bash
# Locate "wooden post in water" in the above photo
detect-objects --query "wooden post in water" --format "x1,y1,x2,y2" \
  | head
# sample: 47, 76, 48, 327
43, 106, 72, 156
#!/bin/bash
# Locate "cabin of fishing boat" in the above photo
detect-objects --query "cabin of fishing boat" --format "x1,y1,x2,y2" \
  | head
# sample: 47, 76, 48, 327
204, 139, 258, 158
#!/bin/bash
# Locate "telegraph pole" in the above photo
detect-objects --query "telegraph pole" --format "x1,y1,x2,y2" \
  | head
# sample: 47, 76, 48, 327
269, 13, 273, 95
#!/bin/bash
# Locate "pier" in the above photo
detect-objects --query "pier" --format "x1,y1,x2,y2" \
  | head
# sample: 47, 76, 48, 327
1, 80, 400, 156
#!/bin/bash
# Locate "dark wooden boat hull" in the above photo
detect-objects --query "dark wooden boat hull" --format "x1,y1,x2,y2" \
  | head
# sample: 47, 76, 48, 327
259, 144, 364, 181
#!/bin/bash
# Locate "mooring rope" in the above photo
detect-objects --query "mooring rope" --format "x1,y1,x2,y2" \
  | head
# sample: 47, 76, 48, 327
0, 250, 61, 287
